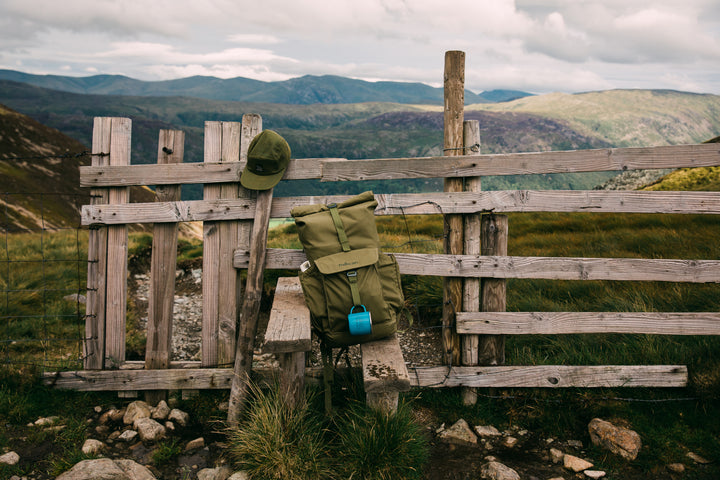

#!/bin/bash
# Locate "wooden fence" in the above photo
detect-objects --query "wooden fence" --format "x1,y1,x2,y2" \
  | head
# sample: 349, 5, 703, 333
45, 52, 720, 397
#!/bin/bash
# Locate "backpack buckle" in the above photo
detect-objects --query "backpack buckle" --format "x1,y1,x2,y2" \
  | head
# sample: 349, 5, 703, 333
348, 305, 372, 336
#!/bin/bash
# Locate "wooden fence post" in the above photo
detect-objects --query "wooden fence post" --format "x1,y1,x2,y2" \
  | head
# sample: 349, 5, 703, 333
84, 118, 111, 370
105, 118, 131, 369
145, 130, 184, 405
479, 215, 508, 365
201, 121, 243, 367
461, 119, 481, 405
442, 50, 465, 366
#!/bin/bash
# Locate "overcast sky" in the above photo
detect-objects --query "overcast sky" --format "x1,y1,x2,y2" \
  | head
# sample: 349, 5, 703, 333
1, 0, 719, 94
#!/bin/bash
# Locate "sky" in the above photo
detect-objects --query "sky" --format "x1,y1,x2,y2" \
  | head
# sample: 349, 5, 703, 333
1, 0, 719, 95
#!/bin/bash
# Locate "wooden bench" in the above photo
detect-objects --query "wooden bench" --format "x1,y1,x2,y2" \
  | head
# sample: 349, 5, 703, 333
262, 276, 411, 413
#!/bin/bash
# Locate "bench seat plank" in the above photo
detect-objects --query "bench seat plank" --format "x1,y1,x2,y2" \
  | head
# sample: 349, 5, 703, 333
361, 333, 411, 394
263, 277, 312, 354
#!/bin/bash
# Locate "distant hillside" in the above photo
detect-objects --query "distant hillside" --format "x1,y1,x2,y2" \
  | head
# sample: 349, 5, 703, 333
0, 104, 155, 232
468, 89, 720, 147
0, 70, 533, 106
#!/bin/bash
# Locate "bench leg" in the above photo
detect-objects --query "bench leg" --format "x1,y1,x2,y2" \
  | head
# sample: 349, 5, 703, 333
278, 351, 305, 408
366, 391, 399, 414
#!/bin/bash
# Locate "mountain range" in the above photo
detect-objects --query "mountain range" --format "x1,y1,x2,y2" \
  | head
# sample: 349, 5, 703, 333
0, 70, 532, 105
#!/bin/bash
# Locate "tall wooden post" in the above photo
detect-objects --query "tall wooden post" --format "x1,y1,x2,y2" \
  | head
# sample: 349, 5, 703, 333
479, 215, 508, 365
104, 118, 131, 369
442, 50, 465, 366
84, 118, 111, 370
145, 130, 184, 405
461, 120, 481, 405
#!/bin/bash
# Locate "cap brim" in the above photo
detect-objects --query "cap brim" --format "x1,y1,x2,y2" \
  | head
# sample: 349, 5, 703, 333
240, 168, 285, 190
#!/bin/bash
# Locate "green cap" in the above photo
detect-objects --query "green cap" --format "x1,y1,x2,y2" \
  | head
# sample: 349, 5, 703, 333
240, 130, 291, 190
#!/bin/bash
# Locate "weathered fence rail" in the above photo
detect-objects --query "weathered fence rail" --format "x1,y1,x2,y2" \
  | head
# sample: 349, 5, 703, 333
45, 52, 720, 400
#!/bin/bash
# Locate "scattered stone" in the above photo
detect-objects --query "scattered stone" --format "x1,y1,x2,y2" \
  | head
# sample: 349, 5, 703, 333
96, 425, 110, 436
165, 421, 176, 432
119, 429, 139, 442
34, 416, 60, 426
124, 401, 152, 425
567, 439, 583, 449
228, 472, 250, 480
111, 408, 126, 423
56, 458, 147, 480
437, 419, 477, 446
584, 470, 606, 479
197, 465, 233, 480
502, 436, 519, 448
480, 460, 521, 480
686, 451, 711, 464
63, 293, 87, 304
186, 437, 206, 452
563, 454, 594, 472
134, 417, 166, 442
0, 451, 20, 466
588, 418, 641, 461
549, 447, 565, 464
81, 439, 105, 455
151, 400, 170, 420
168, 408, 190, 427
475, 425, 502, 438
94, 405, 103, 413
667, 463, 686, 473
115, 459, 157, 480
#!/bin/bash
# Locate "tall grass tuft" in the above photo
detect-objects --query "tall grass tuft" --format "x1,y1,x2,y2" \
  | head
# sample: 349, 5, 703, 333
226, 383, 335, 480
333, 400, 429, 480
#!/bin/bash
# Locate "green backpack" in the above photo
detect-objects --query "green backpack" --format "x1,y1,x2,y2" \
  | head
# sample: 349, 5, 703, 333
291, 191, 403, 348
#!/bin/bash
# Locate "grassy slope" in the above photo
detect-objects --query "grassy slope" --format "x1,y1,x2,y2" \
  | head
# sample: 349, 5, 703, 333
467, 89, 720, 147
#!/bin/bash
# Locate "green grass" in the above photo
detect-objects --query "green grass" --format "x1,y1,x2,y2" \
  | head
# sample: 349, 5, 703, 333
226, 382, 429, 480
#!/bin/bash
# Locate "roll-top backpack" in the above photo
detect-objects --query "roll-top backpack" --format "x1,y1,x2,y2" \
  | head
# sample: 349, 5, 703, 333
291, 191, 403, 348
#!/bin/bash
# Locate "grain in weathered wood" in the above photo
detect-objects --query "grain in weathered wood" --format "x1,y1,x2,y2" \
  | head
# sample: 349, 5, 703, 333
104, 118, 131, 368
443, 50, 465, 367
456, 312, 720, 335
235, 249, 720, 283
361, 334, 411, 394
202, 122, 222, 367
145, 130, 184, 405
479, 214, 508, 366
80, 143, 720, 186
84, 117, 111, 370
217, 121, 243, 366
263, 277, 312, 353
228, 187, 274, 425
407, 365, 688, 388
461, 120, 481, 405
82, 190, 720, 226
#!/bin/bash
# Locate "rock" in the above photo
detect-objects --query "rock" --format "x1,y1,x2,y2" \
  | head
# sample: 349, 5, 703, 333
96, 425, 110, 436
94, 405, 103, 413
56, 458, 134, 480
119, 430, 139, 442
480, 461, 521, 480
502, 436, 519, 448
124, 401, 152, 425
549, 447, 565, 464
168, 408, 190, 427
667, 463, 686, 473
475, 425, 502, 438
437, 419, 477, 446
588, 418, 641, 460
686, 451, 710, 464
64, 293, 87, 304
151, 400, 170, 420
584, 470, 606, 479
81, 439, 105, 455
0, 451, 20, 465
34, 416, 60, 426
134, 417, 166, 442
186, 437, 206, 452
115, 459, 157, 480
228, 472, 250, 480
197, 465, 233, 480
567, 439, 583, 449
563, 453, 594, 472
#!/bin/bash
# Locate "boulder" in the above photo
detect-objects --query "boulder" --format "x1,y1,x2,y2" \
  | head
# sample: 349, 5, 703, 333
133, 417, 166, 442
168, 408, 190, 427
81, 439, 105, 455
588, 418, 641, 460
123, 401, 152, 425
56, 458, 133, 480
437, 419, 477, 446
564, 453, 593, 472
480, 461, 521, 480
